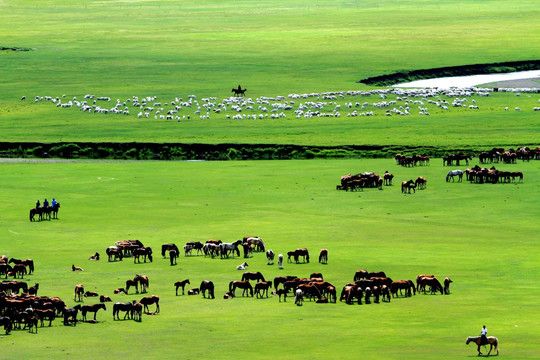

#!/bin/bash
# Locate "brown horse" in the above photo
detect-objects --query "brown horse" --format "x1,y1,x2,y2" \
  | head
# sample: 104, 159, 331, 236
106, 247, 123, 262
293, 248, 310, 263
81, 303, 106, 321
466, 336, 499, 356
74, 284, 84, 302
229, 280, 253, 297
390, 280, 411, 297
63, 305, 82, 325
161, 243, 179, 258
133, 301, 143, 321
140, 295, 160, 313
135, 274, 149, 293
72, 264, 84, 271
200, 280, 215, 299
133, 247, 153, 263
274, 288, 288, 302
319, 249, 328, 264
126, 279, 138, 294
415, 176, 427, 190
11, 263, 27, 278
444, 277, 453, 294
174, 279, 190, 295
354, 269, 369, 281
273, 275, 298, 290
383, 172, 394, 186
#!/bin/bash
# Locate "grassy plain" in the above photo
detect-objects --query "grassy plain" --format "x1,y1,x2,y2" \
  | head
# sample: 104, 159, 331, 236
1, 159, 539, 359
0, 0, 539, 146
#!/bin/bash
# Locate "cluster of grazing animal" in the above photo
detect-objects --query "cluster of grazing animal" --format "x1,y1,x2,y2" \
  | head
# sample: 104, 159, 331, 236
200, 280, 215, 299
446, 170, 463, 182
287, 248, 309, 263
319, 249, 328, 264
243, 236, 265, 252
416, 274, 444, 295
466, 165, 523, 184
72, 264, 83, 271
114, 239, 144, 258
401, 180, 416, 193
183, 241, 204, 256
174, 279, 190, 295
394, 154, 430, 167
338, 172, 382, 191
202, 240, 222, 258
415, 177, 427, 190
443, 153, 473, 166
266, 249, 275, 265
8, 258, 34, 275
74, 284, 84, 302
89, 252, 100, 260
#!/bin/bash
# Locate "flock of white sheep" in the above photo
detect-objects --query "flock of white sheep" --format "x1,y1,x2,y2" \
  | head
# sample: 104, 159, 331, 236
27, 86, 540, 121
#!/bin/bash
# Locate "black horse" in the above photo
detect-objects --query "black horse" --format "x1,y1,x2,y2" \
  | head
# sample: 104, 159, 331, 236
232, 85, 246, 97
200, 280, 215, 299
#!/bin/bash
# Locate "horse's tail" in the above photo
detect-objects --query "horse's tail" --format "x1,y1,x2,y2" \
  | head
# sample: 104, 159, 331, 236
229, 281, 234, 293
28, 261, 34, 273
29, 210, 33, 221
493, 337, 499, 352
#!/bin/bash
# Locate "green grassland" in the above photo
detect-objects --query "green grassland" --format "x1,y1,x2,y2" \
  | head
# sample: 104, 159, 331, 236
0, 0, 539, 147
1, 159, 539, 359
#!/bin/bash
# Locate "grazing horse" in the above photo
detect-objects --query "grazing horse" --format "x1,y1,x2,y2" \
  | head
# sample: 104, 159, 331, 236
161, 243, 179, 258
220, 240, 243, 259
10, 263, 27, 278
242, 271, 265, 282
354, 269, 369, 281
9, 258, 34, 275
466, 336, 499, 356
169, 249, 179, 265
232, 85, 246, 97
294, 288, 304, 306
446, 169, 463, 182
290, 248, 309, 263
63, 305, 82, 325
174, 279, 190, 295
34, 309, 55, 327
185, 241, 204, 255
274, 289, 288, 302
319, 249, 328, 264
390, 280, 411, 297
242, 242, 254, 258
81, 303, 106, 321
140, 295, 160, 313
133, 247, 153, 263
0, 316, 13, 334
415, 176, 427, 190
29, 207, 43, 221
229, 280, 254, 297
401, 179, 416, 193
132, 301, 143, 321
266, 249, 275, 265
74, 284, 84, 302
278, 254, 284, 269
444, 277, 453, 294
113, 302, 133, 320
273, 275, 298, 290
200, 280, 215, 299
254, 281, 272, 298
28, 282, 39, 296
106, 247, 123, 262
134, 274, 149, 293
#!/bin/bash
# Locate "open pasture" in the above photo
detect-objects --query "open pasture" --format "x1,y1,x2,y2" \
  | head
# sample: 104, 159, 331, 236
1, 159, 539, 358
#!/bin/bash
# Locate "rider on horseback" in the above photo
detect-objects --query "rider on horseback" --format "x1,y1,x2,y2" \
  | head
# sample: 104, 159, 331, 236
51, 198, 57, 208
36, 200, 40, 209
480, 325, 488, 345
43, 198, 49, 208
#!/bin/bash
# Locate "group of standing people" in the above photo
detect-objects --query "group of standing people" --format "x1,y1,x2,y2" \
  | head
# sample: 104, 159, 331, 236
35, 198, 57, 209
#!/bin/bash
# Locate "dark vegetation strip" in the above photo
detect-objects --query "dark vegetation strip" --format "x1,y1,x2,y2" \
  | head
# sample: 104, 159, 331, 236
0, 142, 534, 161
0, 46, 31, 51
358, 60, 540, 87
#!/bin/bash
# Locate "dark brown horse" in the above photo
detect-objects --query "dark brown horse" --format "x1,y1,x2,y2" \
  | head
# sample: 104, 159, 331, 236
29, 207, 43, 221
113, 302, 133, 320
229, 280, 253, 297
126, 279, 138, 294
81, 303, 106, 321
133, 247, 153, 263
415, 176, 427, 189
174, 279, 190, 295
134, 274, 149, 293
390, 280, 411, 297
63, 304, 81, 325
106, 247, 123, 262
319, 249, 328, 264
200, 280, 215, 299
169, 249, 179, 265
254, 281, 272, 298
241, 271, 265, 282
74, 284, 84, 302
9, 258, 34, 274
140, 295, 160, 313
273, 275, 298, 290
161, 243, 179, 258
401, 179, 416, 193
383, 172, 394, 186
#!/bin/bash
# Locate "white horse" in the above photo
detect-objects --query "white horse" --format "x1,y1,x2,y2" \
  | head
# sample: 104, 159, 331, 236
278, 254, 284, 269
266, 250, 275, 265
295, 288, 303, 306
446, 169, 463, 182
236, 262, 248, 270
220, 240, 243, 259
